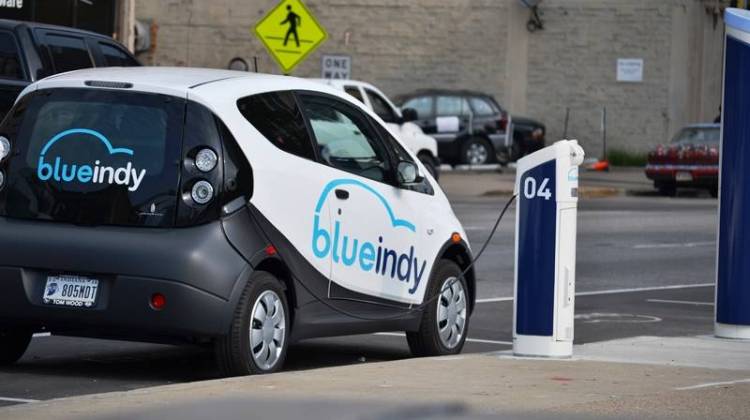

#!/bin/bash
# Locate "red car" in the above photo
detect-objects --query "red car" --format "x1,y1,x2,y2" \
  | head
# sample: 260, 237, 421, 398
645, 124, 720, 197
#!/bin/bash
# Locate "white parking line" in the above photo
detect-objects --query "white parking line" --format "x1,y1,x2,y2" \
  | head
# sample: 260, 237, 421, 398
646, 299, 714, 306
675, 378, 750, 391
32, 332, 51, 338
633, 241, 715, 249
0, 397, 39, 404
476, 283, 714, 304
374, 332, 512, 346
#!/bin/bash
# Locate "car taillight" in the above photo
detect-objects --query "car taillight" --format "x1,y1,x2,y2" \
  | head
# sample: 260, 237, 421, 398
498, 114, 508, 131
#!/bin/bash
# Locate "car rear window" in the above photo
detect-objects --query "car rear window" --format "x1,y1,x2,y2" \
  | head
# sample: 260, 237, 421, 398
671, 127, 720, 145
0, 88, 184, 227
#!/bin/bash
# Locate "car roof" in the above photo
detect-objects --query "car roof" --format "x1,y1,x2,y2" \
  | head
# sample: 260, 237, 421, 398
684, 123, 721, 129
309, 78, 377, 90
0, 19, 118, 41
18, 67, 366, 116
398, 89, 495, 99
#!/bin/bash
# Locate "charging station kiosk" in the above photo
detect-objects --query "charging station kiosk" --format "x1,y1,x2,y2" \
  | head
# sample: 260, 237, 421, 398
716, 8, 750, 340
513, 140, 584, 357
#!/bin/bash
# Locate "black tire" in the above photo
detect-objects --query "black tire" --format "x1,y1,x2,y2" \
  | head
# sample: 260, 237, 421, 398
710, 186, 719, 198
418, 152, 439, 181
407, 260, 470, 357
460, 137, 494, 165
0, 328, 32, 366
658, 184, 677, 197
215, 271, 290, 376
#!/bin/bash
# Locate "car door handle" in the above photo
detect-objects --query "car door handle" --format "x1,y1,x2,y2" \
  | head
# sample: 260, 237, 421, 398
335, 189, 349, 200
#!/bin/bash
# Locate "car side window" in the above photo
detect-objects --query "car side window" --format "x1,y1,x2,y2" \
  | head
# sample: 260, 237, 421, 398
300, 94, 392, 184
344, 85, 364, 103
236, 91, 316, 161
365, 89, 398, 124
402, 96, 433, 119
44, 33, 94, 73
0, 31, 23, 80
436, 96, 470, 117
469, 97, 496, 117
99, 42, 139, 67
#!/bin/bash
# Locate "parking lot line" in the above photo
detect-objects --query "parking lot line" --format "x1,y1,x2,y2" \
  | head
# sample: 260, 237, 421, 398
675, 378, 750, 391
32, 332, 51, 338
646, 299, 714, 306
374, 332, 512, 346
633, 241, 715, 249
476, 283, 714, 304
0, 397, 39, 404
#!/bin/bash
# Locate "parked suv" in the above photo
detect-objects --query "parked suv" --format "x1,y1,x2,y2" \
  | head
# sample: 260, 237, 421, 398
0, 19, 139, 120
396, 90, 512, 165
312, 79, 441, 179
397, 90, 548, 166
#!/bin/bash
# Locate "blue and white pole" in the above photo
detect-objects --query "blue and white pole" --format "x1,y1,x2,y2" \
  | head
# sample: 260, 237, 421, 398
716, 8, 750, 340
513, 140, 584, 357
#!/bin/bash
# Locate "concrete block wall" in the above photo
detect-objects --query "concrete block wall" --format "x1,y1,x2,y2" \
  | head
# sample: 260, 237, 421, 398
134, 0, 724, 154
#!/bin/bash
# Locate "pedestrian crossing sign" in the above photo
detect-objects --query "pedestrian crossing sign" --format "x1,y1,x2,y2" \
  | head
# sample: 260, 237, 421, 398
254, 0, 328, 74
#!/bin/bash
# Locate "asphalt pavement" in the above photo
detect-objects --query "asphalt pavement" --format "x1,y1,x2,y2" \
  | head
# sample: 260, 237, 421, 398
0, 168, 724, 407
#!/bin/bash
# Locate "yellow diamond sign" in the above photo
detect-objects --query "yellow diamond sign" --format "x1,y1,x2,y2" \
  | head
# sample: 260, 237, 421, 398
254, 0, 328, 74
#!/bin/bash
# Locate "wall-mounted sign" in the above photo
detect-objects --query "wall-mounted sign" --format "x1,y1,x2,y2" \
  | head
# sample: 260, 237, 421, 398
321, 54, 351, 79
617, 58, 643, 82
0, 0, 24, 9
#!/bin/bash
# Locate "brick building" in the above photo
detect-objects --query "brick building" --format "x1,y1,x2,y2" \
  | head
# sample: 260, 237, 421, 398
9, 0, 722, 155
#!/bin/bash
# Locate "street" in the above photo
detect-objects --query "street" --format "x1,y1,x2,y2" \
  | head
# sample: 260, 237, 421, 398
0, 179, 721, 406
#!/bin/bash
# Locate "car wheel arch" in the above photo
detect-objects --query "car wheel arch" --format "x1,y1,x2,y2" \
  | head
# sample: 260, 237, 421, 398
431, 240, 476, 314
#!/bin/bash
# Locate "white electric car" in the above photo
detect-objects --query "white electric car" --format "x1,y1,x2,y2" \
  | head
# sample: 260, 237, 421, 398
311, 79, 441, 179
0, 68, 474, 376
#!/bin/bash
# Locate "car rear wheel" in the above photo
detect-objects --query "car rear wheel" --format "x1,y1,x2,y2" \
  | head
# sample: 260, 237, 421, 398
418, 152, 439, 181
215, 271, 289, 376
0, 328, 32, 366
460, 137, 493, 165
407, 260, 469, 357
710, 186, 719, 198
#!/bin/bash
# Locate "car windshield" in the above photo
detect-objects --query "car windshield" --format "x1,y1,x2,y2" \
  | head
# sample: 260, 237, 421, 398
670, 127, 720, 146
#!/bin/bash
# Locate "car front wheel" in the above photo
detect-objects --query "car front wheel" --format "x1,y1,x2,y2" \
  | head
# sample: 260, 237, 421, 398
407, 260, 469, 357
215, 271, 289, 376
460, 137, 493, 165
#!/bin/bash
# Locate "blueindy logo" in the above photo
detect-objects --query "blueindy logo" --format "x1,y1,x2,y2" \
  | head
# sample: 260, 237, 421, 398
311, 179, 427, 295
36, 128, 146, 192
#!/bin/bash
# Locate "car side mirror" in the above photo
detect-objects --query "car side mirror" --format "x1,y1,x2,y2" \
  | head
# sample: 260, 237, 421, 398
397, 161, 423, 185
401, 108, 419, 123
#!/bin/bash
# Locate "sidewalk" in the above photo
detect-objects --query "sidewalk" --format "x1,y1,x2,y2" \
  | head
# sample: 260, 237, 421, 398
439, 167, 651, 200
2, 335, 748, 419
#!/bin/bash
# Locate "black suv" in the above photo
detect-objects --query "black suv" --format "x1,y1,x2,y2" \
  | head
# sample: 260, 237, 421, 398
0, 19, 139, 120
397, 90, 546, 165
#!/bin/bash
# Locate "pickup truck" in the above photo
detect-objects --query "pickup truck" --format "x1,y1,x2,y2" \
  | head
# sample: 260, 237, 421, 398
0, 19, 139, 120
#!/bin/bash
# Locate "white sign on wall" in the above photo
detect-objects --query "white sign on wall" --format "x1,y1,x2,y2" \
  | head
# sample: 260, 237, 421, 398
321, 54, 351, 79
617, 58, 643, 82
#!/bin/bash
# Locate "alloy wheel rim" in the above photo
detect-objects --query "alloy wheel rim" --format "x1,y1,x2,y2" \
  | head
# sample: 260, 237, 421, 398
249, 290, 286, 370
467, 143, 488, 165
436, 277, 467, 349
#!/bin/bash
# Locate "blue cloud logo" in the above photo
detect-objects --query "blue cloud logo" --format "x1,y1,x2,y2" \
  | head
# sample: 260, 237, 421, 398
36, 128, 147, 192
311, 178, 426, 295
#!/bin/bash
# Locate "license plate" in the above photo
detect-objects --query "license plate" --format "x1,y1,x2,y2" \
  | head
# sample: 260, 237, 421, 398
676, 171, 693, 182
43, 275, 99, 308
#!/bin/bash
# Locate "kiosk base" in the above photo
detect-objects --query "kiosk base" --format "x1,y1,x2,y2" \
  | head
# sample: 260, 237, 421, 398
715, 322, 750, 340
513, 335, 573, 358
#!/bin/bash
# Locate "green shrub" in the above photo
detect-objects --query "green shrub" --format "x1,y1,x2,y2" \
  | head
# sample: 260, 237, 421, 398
607, 148, 647, 167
